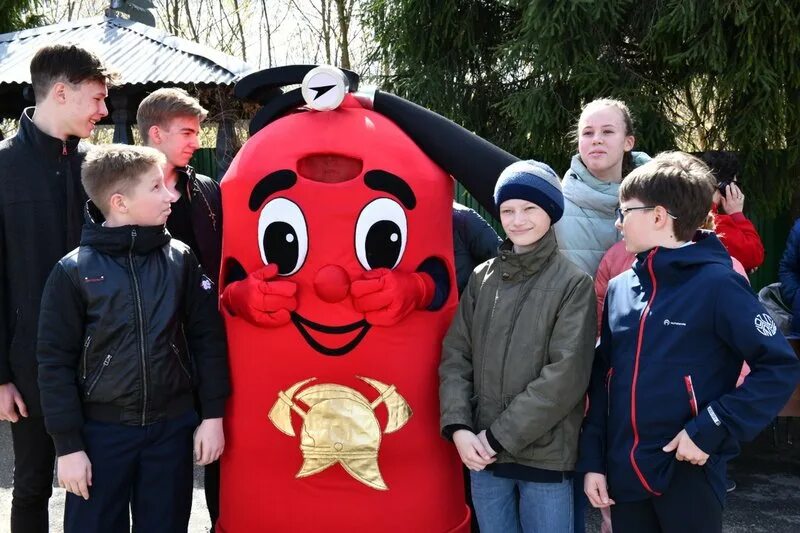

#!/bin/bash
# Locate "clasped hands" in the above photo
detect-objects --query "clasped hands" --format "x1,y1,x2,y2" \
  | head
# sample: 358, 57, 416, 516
453, 429, 497, 472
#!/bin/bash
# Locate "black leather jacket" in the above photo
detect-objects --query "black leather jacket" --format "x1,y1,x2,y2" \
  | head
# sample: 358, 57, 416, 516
168, 166, 222, 283
0, 108, 87, 414
37, 219, 230, 456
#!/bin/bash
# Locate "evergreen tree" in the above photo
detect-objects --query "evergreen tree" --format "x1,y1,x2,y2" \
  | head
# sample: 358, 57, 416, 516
0, 0, 42, 34
363, 0, 800, 215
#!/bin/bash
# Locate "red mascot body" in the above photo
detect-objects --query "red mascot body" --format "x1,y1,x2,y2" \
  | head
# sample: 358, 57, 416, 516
216, 67, 480, 532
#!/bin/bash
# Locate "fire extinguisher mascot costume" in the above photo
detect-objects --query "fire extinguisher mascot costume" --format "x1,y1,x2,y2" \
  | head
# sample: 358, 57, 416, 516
216, 65, 517, 532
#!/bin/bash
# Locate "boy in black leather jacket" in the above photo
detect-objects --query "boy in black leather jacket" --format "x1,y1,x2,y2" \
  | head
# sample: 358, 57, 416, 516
37, 144, 230, 533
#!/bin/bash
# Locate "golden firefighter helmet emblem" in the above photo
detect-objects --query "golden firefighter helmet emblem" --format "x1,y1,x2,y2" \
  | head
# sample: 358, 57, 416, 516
268, 376, 412, 490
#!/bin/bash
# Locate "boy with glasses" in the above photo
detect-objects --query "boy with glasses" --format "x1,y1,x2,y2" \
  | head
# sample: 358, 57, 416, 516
579, 152, 800, 533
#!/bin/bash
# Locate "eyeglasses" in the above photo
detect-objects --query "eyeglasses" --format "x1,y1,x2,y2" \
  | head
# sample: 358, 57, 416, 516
615, 206, 678, 223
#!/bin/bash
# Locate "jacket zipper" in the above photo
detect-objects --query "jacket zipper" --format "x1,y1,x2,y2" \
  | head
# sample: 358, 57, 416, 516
62, 141, 67, 156
684, 375, 699, 417
606, 367, 614, 416
81, 335, 92, 380
86, 354, 112, 397
128, 229, 149, 426
629, 249, 662, 496
172, 343, 192, 381
496, 274, 529, 404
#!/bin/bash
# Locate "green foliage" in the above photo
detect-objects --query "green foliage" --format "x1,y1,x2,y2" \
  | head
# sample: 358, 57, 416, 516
0, 0, 42, 34
363, 1, 520, 148
363, 0, 800, 217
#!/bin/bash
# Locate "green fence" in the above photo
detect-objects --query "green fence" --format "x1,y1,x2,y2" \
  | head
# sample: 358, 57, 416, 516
190, 148, 220, 182
750, 213, 793, 292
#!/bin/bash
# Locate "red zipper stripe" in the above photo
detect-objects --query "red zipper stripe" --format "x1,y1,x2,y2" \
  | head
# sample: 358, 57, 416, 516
684, 375, 699, 416
629, 249, 662, 496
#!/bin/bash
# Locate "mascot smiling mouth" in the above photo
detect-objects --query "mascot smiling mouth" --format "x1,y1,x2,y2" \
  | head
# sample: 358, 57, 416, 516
290, 312, 371, 356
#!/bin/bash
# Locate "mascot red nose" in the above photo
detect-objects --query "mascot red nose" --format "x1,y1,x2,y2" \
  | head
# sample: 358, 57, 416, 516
216, 65, 516, 532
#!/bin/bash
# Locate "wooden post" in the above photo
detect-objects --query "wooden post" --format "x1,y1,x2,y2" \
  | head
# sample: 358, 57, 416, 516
111, 92, 133, 144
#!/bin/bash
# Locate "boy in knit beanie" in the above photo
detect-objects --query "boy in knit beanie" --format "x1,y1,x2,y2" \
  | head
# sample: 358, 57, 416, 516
440, 160, 596, 533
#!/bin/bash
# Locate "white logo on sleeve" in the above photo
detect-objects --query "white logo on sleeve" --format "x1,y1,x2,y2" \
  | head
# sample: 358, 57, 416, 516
663, 319, 686, 327
754, 313, 777, 337
707, 405, 721, 426
201, 276, 213, 292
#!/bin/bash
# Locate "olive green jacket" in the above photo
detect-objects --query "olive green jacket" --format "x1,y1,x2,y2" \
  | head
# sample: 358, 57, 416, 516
439, 229, 596, 471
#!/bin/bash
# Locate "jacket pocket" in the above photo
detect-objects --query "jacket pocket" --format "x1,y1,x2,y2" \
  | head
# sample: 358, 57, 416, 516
86, 354, 113, 397
81, 335, 93, 380
533, 427, 557, 448
684, 375, 699, 417
171, 342, 192, 384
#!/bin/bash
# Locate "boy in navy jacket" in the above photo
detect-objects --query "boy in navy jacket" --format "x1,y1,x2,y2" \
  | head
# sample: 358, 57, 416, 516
578, 152, 800, 533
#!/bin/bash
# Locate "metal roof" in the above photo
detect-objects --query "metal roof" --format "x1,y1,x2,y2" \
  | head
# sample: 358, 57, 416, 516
0, 15, 253, 87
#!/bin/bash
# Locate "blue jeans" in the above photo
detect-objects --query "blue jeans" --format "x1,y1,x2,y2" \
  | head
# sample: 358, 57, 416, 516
470, 469, 574, 533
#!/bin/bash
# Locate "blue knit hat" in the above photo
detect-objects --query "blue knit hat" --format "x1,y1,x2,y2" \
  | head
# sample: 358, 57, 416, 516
493, 160, 564, 223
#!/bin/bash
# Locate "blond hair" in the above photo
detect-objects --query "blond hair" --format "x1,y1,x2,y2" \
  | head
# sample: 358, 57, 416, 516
82, 144, 166, 215
136, 87, 208, 143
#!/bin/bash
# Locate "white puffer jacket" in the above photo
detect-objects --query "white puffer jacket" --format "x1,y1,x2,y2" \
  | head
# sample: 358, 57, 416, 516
554, 152, 651, 275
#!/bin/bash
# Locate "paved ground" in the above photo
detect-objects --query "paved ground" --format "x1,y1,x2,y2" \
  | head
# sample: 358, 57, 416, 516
1, 418, 798, 532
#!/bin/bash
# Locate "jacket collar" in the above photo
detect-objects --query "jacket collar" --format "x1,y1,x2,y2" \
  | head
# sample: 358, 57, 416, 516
17, 107, 81, 157
632, 230, 733, 287
497, 228, 558, 281
562, 151, 652, 215
176, 165, 197, 196
82, 201, 171, 256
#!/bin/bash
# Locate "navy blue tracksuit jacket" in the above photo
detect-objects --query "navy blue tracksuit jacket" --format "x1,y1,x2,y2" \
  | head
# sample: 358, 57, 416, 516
578, 232, 800, 505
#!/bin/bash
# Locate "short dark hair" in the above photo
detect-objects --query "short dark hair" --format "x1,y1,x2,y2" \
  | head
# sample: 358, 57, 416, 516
619, 151, 716, 242
699, 150, 740, 183
82, 144, 165, 216
30, 44, 118, 102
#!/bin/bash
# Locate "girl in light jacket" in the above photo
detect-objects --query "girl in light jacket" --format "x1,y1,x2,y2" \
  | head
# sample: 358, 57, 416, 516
554, 99, 650, 276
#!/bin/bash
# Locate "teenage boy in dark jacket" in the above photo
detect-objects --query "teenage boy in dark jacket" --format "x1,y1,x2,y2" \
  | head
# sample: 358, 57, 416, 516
579, 152, 800, 533
137, 87, 222, 281
137, 86, 224, 529
0, 43, 115, 533
37, 145, 230, 533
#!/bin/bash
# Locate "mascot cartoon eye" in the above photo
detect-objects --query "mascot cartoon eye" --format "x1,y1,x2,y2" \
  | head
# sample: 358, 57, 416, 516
355, 198, 408, 270
258, 198, 308, 275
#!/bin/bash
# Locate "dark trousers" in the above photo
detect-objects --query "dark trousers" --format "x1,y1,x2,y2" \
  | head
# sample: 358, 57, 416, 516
64, 410, 197, 533
10, 415, 55, 533
205, 460, 220, 532
573, 472, 587, 532
611, 462, 722, 533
